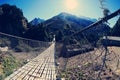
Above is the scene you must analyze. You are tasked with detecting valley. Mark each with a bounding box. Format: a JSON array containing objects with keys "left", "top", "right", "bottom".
[{"left": 0, "top": 3, "right": 120, "bottom": 80}]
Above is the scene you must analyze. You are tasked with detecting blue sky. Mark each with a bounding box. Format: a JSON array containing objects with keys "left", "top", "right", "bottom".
[{"left": 0, "top": 0, "right": 120, "bottom": 27}]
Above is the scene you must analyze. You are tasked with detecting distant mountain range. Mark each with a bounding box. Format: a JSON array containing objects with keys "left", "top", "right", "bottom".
[
  {"left": 30, "top": 12, "right": 97, "bottom": 27},
  {"left": 79, "top": 15, "right": 97, "bottom": 22},
  {"left": 41, "top": 12, "right": 97, "bottom": 31},
  {"left": 25, "top": 12, "right": 110, "bottom": 43},
  {"left": 57, "top": 12, "right": 97, "bottom": 24},
  {"left": 0, "top": 4, "right": 116, "bottom": 45},
  {"left": 30, "top": 18, "right": 44, "bottom": 26}
]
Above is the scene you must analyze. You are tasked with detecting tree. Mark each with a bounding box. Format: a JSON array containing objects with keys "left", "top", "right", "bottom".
[
  {"left": 56, "top": 30, "right": 64, "bottom": 42},
  {"left": 0, "top": 4, "right": 27, "bottom": 37}
]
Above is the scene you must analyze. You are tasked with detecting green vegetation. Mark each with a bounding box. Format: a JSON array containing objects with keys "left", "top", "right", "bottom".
[
  {"left": 0, "top": 4, "right": 111, "bottom": 43},
  {"left": 24, "top": 23, "right": 51, "bottom": 41},
  {"left": 14, "top": 41, "right": 33, "bottom": 52},
  {"left": 0, "top": 51, "right": 21, "bottom": 80},
  {"left": 0, "top": 38, "right": 11, "bottom": 47},
  {"left": 0, "top": 4, "right": 27, "bottom": 37},
  {"left": 59, "top": 68, "right": 85, "bottom": 80},
  {"left": 2, "top": 56, "right": 18, "bottom": 76}
]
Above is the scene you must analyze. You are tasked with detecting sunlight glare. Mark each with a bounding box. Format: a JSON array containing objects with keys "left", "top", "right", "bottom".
[{"left": 65, "top": 0, "right": 78, "bottom": 11}]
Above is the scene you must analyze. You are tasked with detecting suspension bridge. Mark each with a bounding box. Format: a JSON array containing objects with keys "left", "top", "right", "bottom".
[
  {"left": 5, "top": 42, "right": 56, "bottom": 80},
  {"left": 0, "top": 9, "right": 119, "bottom": 80}
]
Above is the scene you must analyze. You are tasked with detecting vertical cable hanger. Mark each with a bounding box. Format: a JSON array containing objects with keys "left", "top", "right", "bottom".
[{"left": 98, "top": 0, "right": 110, "bottom": 78}]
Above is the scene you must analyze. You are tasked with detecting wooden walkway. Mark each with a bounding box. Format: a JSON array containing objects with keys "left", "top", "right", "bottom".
[{"left": 5, "top": 43, "right": 56, "bottom": 80}]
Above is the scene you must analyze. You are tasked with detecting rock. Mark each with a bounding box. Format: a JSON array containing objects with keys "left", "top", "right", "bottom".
[{"left": 0, "top": 46, "right": 8, "bottom": 52}]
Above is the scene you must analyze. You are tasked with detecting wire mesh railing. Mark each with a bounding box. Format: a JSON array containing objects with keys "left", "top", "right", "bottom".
[
  {"left": 0, "top": 8, "right": 120, "bottom": 80},
  {"left": 56, "top": 9, "right": 120, "bottom": 80},
  {"left": 0, "top": 31, "right": 52, "bottom": 79}
]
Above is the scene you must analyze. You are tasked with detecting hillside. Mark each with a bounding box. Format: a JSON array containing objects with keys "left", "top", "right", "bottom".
[
  {"left": 0, "top": 4, "right": 27, "bottom": 37},
  {"left": 57, "top": 45, "right": 120, "bottom": 79},
  {"left": 25, "top": 12, "right": 110, "bottom": 44},
  {"left": 0, "top": 4, "right": 111, "bottom": 43}
]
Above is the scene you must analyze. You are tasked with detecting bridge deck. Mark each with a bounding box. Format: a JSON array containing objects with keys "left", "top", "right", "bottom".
[{"left": 5, "top": 43, "right": 56, "bottom": 80}]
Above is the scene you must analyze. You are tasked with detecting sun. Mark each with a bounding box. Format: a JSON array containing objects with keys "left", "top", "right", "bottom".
[{"left": 65, "top": 0, "right": 78, "bottom": 11}]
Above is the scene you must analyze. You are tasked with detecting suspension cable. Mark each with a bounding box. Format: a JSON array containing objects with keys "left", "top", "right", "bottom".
[
  {"left": 68, "top": 9, "right": 120, "bottom": 39},
  {"left": 0, "top": 31, "right": 51, "bottom": 43}
]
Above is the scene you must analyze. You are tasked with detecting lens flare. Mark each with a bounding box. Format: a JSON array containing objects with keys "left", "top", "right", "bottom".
[{"left": 65, "top": 0, "right": 78, "bottom": 11}]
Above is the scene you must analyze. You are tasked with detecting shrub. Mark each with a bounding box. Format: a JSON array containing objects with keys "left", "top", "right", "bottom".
[{"left": 2, "top": 56, "right": 18, "bottom": 77}]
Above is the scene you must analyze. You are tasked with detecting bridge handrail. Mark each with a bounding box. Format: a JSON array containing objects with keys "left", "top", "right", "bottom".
[
  {"left": 0, "top": 32, "right": 52, "bottom": 44},
  {"left": 69, "top": 9, "right": 120, "bottom": 38}
]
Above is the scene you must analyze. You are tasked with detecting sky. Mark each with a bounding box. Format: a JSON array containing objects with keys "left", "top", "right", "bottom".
[{"left": 0, "top": 0, "right": 120, "bottom": 27}]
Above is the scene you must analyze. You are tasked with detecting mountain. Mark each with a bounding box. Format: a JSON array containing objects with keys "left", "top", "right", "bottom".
[
  {"left": 58, "top": 12, "right": 97, "bottom": 23},
  {"left": 111, "top": 17, "right": 120, "bottom": 36},
  {"left": 42, "top": 12, "right": 96, "bottom": 32},
  {"left": 0, "top": 4, "right": 27, "bottom": 37},
  {"left": 25, "top": 12, "right": 110, "bottom": 43},
  {"left": 30, "top": 18, "right": 44, "bottom": 26},
  {"left": 79, "top": 15, "right": 97, "bottom": 22},
  {"left": 51, "top": 12, "right": 95, "bottom": 28}
]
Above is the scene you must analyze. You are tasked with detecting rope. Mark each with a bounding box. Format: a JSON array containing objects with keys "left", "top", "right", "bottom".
[
  {"left": 57, "top": 9, "right": 120, "bottom": 79},
  {"left": 68, "top": 9, "right": 120, "bottom": 38},
  {"left": 0, "top": 32, "right": 51, "bottom": 44}
]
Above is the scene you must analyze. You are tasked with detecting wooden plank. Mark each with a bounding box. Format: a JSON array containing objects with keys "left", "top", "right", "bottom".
[{"left": 5, "top": 43, "right": 56, "bottom": 80}]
